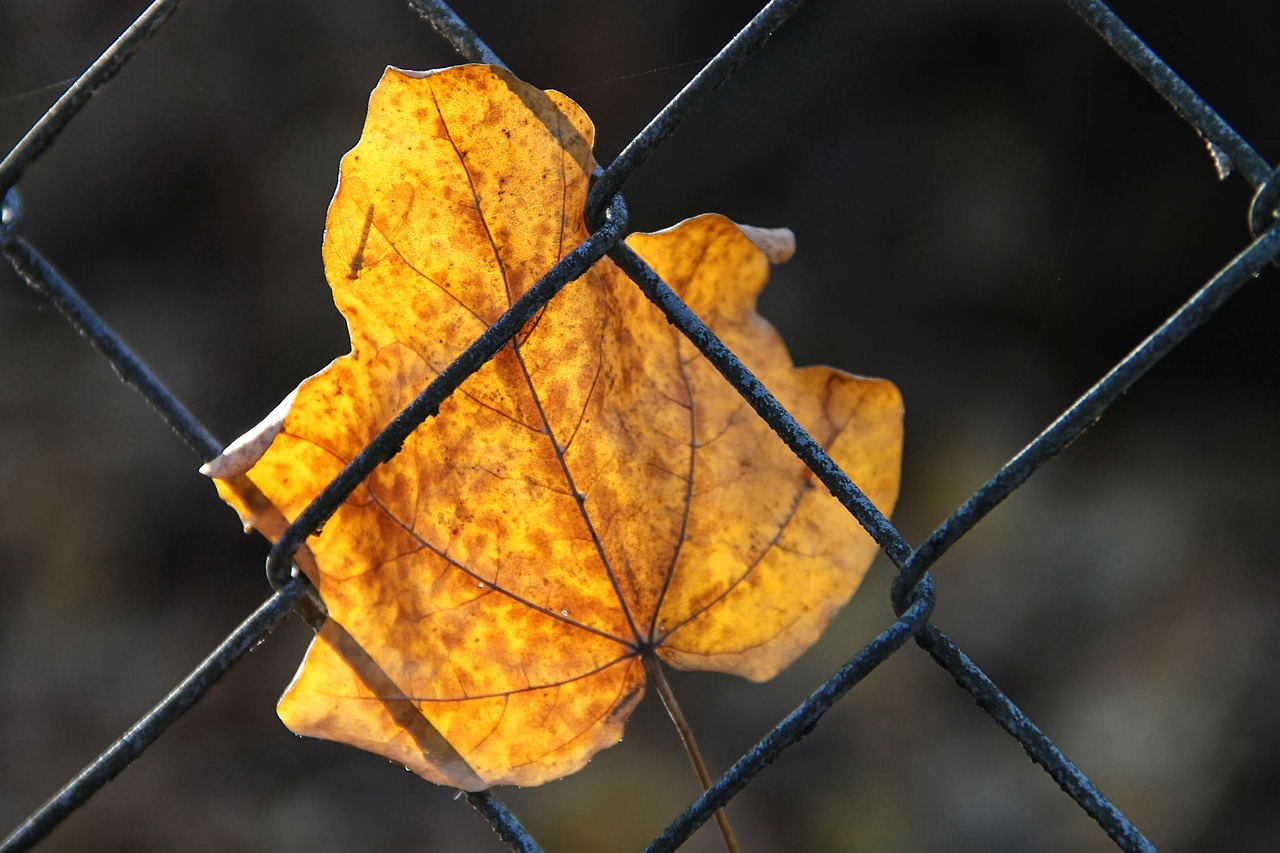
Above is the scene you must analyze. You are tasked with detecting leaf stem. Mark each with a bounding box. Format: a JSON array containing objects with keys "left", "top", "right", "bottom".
[{"left": 643, "top": 654, "right": 742, "bottom": 853}]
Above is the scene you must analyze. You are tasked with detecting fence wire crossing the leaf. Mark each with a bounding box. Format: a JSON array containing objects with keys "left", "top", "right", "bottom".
[{"left": 2, "top": 0, "right": 1277, "bottom": 850}]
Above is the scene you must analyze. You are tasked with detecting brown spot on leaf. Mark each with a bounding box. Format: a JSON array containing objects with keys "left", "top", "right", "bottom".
[{"left": 205, "top": 64, "right": 902, "bottom": 790}]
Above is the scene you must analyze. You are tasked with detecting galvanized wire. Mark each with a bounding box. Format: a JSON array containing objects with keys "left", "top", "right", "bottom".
[{"left": 1, "top": 0, "right": 1275, "bottom": 850}]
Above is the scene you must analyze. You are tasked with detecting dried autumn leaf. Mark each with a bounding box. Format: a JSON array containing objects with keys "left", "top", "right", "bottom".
[{"left": 204, "top": 64, "right": 903, "bottom": 791}]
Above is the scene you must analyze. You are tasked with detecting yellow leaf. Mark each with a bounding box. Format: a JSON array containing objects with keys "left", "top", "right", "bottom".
[{"left": 204, "top": 64, "right": 902, "bottom": 790}]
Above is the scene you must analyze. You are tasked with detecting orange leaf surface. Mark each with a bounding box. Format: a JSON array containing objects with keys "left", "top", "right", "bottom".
[{"left": 204, "top": 64, "right": 903, "bottom": 790}]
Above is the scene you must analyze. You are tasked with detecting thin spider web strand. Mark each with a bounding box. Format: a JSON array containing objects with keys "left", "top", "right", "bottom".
[
  {"left": 0, "top": 0, "right": 181, "bottom": 193},
  {"left": 586, "top": 0, "right": 808, "bottom": 224}
]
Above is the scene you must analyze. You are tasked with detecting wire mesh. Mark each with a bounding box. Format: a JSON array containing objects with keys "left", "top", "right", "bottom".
[{"left": 2, "top": 0, "right": 1277, "bottom": 850}]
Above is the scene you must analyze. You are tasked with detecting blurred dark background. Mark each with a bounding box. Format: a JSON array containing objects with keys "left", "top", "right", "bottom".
[{"left": 2, "top": 1, "right": 1278, "bottom": 850}]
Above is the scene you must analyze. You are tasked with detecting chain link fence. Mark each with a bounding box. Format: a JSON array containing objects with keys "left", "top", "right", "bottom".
[{"left": 2, "top": 0, "right": 1278, "bottom": 850}]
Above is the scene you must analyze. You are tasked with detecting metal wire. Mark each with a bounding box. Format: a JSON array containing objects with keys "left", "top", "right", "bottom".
[
  {"left": 261, "top": 191, "right": 630, "bottom": 589},
  {"left": 644, "top": 577, "right": 936, "bottom": 853},
  {"left": 1061, "top": 0, "right": 1271, "bottom": 188},
  {"left": 1, "top": 0, "right": 1275, "bottom": 850},
  {"left": 465, "top": 791, "right": 544, "bottom": 853},
  {"left": 0, "top": 577, "right": 310, "bottom": 853},
  {"left": 405, "top": 0, "right": 509, "bottom": 71},
  {"left": 896, "top": 220, "right": 1280, "bottom": 602},
  {"left": 0, "top": 0, "right": 181, "bottom": 195},
  {"left": 918, "top": 625, "right": 1161, "bottom": 853},
  {"left": 0, "top": 220, "right": 223, "bottom": 463},
  {"left": 584, "top": 0, "right": 808, "bottom": 227}
]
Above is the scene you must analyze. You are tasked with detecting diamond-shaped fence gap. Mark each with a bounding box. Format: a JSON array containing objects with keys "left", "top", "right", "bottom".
[{"left": 2, "top": 0, "right": 1277, "bottom": 851}]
